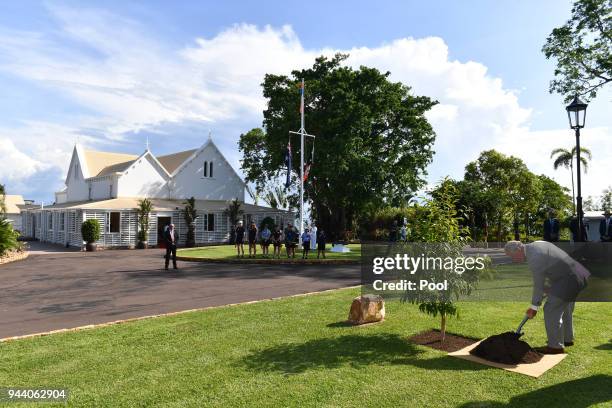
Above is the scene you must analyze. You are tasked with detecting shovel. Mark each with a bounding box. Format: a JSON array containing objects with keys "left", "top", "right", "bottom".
[{"left": 515, "top": 314, "right": 529, "bottom": 337}]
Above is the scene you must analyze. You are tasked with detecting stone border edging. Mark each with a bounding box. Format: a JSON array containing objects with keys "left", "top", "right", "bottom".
[
  {"left": 176, "top": 255, "right": 360, "bottom": 265},
  {"left": 0, "top": 250, "right": 29, "bottom": 266},
  {"left": 0, "top": 285, "right": 362, "bottom": 343}
]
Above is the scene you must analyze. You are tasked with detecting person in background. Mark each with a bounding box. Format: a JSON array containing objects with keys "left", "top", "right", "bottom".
[
  {"left": 504, "top": 240, "right": 590, "bottom": 354},
  {"left": 163, "top": 223, "right": 179, "bottom": 270},
  {"left": 543, "top": 210, "right": 560, "bottom": 242},
  {"left": 260, "top": 224, "right": 272, "bottom": 258},
  {"left": 234, "top": 220, "right": 245, "bottom": 258},
  {"left": 248, "top": 222, "right": 258, "bottom": 258},
  {"left": 400, "top": 223, "right": 407, "bottom": 241},
  {"left": 569, "top": 211, "right": 589, "bottom": 242},
  {"left": 389, "top": 220, "right": 398, "bottom": 242},
  {"left": 310, "top": 223, "right": 317, "bottom": 253},
  {"left": 271, "top": 225, "right": 283, "bottom": 259},
  {"left": 301, "top": 228, "right": 311, "bottom": 259},
  {"left": 599, "top": 210, "right": 612, "bottom": 242},
  {"left": 317, "top": 228, "right": 327, "bottom": 259},
  {"left": 285, "top": 224, "right": 298, "bottom": 258}
]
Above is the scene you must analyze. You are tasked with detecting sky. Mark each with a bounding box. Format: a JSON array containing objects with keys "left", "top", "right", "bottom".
[{"left": 0, "top": 0, "right": 610, "bottom": 204}]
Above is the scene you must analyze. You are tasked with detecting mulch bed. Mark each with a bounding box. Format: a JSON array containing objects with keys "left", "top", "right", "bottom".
[
  {"left": 470, "top": 331, "right": 543, "bottom": 364},
  {"left": 409, "top": 329, "right": 478, "bottom": 353}
]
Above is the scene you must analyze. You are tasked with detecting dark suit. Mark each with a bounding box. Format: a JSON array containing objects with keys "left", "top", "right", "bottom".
[
  {"left": 570, "top": 218, "right": 589, "bottom": 242},
  {"left": 164, "top": 228, "right": 179, "bottom": 269},
  {"left": 600, "top": 218, "right": 612, "bottom": 242},
  {"left": 543, "top": 218, "right": 560, "bottom": 242}
]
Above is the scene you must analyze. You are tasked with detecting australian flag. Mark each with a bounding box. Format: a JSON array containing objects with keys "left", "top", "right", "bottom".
[{"left": 284, "top": 141, "right": 292, "bottom": 187}]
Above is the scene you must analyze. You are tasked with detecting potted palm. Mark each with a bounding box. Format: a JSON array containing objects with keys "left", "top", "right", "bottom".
[
  {"left": 137, "top": 198, "right": 152, "bottom": 249},
  {"left": 81, "top": 219, "right": 100, "bottom": 252}
]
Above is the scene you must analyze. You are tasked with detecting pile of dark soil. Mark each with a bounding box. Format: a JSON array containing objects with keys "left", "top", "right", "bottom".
[{"left": 470, "top": 331, "right": 543, "bottom": 365}]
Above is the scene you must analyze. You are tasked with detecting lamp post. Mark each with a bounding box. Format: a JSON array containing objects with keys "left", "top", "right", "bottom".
[{"left": 566, "top": 95, "right": 588, "bottom": 241}]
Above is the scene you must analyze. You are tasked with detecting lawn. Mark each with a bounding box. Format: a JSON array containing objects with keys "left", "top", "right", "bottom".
[
  {"left": 1, "top": 288, "right": 610, "bottom": 407},
  {"left": 178, "top": 243, "right": 361, "bottom": 261}
]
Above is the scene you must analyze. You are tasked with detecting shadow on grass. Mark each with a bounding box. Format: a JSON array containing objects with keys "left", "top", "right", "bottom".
[
  {"left": 241, "top": 333, "right": 487, "bottom": 374},
  {"left": 326, "top": 321, "right": 354, "bottom": 328},
  {"left": 594, "top": 339, "right": 612, "bottom": 351},
  {"left": 459, "top": 375, "right": 612, "bottom": 408}
]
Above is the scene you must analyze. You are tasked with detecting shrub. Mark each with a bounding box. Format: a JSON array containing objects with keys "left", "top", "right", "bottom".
[
  {"left": 183, "top": 197, "right": 197, "bottom": 248},
  {"left": 259, "top": 216, "right": 275, "bottom": 230},
  {"left": 137, "top": 198, "right": 153, "bottom": 243},
  {"left": 81, "top": 219, "right": 100, "bottom": 244},
  {"left": 0, "top": 218, "right": 19, "bottom": 256}
]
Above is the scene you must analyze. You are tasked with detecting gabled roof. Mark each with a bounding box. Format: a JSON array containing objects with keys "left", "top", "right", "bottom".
[
  {"left": 3, "top": 195, "right": 25, "bottom": 214},
  {"left": 84, "top": 150, "right": 138, "bottom": 178},
  {"left": 157, "top": 149, "right": 198, "bottom": 174}
]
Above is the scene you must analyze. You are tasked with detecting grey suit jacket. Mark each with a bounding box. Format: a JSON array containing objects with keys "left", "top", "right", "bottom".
[{"left": 525, "top": 241, "right": 590, "bottom": 305}]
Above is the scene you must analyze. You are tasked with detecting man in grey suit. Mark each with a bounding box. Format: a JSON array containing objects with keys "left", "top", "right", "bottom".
[{"left": 504, "top": 240, "right": 590, "bottom": 354}]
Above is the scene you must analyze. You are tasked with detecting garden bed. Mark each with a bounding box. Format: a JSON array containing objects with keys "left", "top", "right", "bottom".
[
  {"left": 409, "top": 329, "right": 478, "bottom": 352},
  {"left": 0, "top": 249, "right": 28, "bottom": 266}
]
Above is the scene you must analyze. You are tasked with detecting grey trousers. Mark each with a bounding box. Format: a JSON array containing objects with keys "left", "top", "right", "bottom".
[{"left": 543, "top": 295, "right": 575, "bottom": 348}]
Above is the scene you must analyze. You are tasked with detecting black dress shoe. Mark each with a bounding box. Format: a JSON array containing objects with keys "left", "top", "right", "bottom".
[{"left": 564, "top": 341, "right": 574, "bottom": 347}]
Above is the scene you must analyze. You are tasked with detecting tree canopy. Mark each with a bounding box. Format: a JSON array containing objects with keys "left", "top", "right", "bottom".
[
  {"left": 239, "top": 54, "right": 437, "bottom": 238},
  {"left": 542, "top": 0, "right": 612, "bottom": 101},
  {"left": 451, "top": 150, "right": 572, "bottom": 242}
]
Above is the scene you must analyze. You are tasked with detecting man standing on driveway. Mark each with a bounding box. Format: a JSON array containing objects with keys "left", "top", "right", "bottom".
[
  {"left": 164, "top": 223, "right": 179, "bottom": 270},
  {"left": 504, "top": 240, "right": 590, "bottom": 354}
]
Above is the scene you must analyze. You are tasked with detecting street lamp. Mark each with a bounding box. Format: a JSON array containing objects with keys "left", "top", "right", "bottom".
[{"left": 566, "top": 95, "right": 588, "bottom": 241}]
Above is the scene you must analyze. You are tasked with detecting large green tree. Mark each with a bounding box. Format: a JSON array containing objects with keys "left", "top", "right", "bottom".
[
  {"left": 239, "top": 54, "right": 437, "bottom": 238},
  {"left": 542, "top": 0, "right": 612, "bottom": 100},
  {"left": 464, "top": 150, "right": 532, "bottom": 242}
]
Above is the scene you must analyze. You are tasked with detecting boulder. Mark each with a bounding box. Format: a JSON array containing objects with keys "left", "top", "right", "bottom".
[{"left": 348, "top": 294, "right": 385, "bottom": 325}]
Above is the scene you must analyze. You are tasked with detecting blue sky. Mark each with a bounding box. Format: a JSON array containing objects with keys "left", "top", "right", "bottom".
[{"left": 0, "top": 0, "right": 610, "bottom": 203}]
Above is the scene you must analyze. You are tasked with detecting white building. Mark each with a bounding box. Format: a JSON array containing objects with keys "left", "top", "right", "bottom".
[
  {"left": 584, "top": 211, "right": 605, "bottom": 242},
  {"left": 3, "top": 195, "right": 26, "bottom": 232},
  {"left": 21, "top": 139, "right": 293, "bottom": 248}
]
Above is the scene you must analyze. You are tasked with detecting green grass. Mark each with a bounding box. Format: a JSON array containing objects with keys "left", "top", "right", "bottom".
[
  {"left": 1, "top": 288, "right": 610, "bottom": 407},
  {"left": 178, "top": 243, "right": 361, "bottom": 261}
]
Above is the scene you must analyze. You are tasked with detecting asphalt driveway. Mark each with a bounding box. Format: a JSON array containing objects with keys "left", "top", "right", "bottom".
[{"left": 0, "top": 243, "right": 360, "bottom": 339}]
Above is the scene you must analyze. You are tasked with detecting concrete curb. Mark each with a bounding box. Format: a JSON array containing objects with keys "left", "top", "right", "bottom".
[
  {"left": 0, "top": 285, "right": 362, "bottom": 343},
  {"left": 176, "top": 256, "right": 360, "bottom": 265}
]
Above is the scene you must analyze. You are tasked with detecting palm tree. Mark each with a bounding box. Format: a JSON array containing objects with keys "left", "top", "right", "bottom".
[
  {"left": 551, "top": 146, "right": 592, "bottom": 214},
  {"left": 262, "top": 185, "right": 290, "bottom": 210}
]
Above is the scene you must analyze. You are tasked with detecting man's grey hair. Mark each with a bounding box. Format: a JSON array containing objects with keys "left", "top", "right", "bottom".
[{"left": 504, "top": 240, "right": 525, "bottom": 255}]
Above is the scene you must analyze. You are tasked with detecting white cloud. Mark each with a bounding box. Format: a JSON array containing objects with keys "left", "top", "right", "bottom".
[
  {"left": 0, "top": 138, "right": 45, "bottom": 181},
  {"left": 0, "top": 5, "right": 609, "bottom": 201}
]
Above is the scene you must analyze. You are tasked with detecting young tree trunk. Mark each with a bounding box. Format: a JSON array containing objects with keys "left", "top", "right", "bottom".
[{"left": 440, "top": 313, "right": 447, "bottom": 343}]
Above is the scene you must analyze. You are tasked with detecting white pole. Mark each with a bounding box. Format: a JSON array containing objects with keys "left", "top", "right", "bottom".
[{"left": 299, "top": 78, "right": 305, "bottom": 244}]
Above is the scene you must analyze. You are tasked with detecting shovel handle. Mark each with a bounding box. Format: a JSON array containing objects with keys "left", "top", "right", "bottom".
[{"left": 515, "top": 314, "right": 529, "bottom": 334}]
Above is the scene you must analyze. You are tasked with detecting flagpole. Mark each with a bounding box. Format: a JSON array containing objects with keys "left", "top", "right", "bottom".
[
  {"left": 289, "top": 78, "right": 315, "bottom": 245},
  {"left": 299, "top": 78, "right": 305, "bottom": 244}
]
